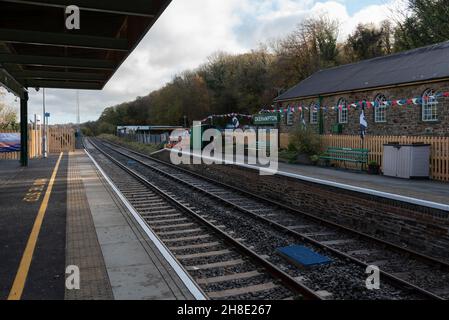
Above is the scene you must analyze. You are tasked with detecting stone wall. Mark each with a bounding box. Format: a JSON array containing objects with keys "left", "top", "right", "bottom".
[
  {"left": 279, "top": 81, "right": 449, "bottom": 137},
  {"left": 154, "top": 151, "right": 449, "bottom": 260}
]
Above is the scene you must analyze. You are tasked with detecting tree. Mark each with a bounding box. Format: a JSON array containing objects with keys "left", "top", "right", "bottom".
[
  {"left": 271, "top": 17, "right": 339, "bottom": 90},
  {"left": 0, "top": 90, "right": 18, "bottom": 130},
  {"left": 394, "top": 0, "right": 449, "bottom": 51},
  {"left": 81, "top": 121, "right": 96, "bottom": 136},
  {"left": 199, "top": 49, "right": 274, "bottom": 115},
  {"left": 312, "top": 18, "right": 340, "bottom": 67},
  {"left": 83, "top": 5, "right": 449, "bottom": 136},
  {"left": 344, "top": 22, "right": 393, "bottom": 62}
]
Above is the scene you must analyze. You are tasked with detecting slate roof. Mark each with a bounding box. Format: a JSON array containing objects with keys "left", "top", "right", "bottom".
[{"left": 274, "top": 41, "right": 449, "bottom": 102}]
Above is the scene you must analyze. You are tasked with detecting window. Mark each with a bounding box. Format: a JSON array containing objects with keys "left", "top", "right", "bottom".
[
  {"left": 422, "top": 89, "right": 438, "bottom": 121},
  {"left": 337, "top": 98, "right": 348, "bottom": 124},
  {"left": 286, "top": 111, "right": 294, "bottom": 126},
  {"left": 280, "top": 109, "right": 286, "bottom": 124},
  {"left": 374, "top": 94, "right": 387, "bottom": 123},
  {"left": 310, "top": 104, "right": 318, "bottom": 124}
]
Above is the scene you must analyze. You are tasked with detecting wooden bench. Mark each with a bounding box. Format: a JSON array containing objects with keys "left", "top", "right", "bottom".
[{"left": 320, "top": 147, "right": 369, "bottom": 170}]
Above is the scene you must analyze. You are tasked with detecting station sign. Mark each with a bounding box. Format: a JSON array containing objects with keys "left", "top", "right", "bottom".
[{"left": 253, "top": 114, "right": 280, "bottom": 125}]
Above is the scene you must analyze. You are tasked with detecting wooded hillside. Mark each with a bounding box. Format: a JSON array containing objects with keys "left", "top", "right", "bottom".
[{"left": 82, "top": 0, "right": 449, "bottom": 136}]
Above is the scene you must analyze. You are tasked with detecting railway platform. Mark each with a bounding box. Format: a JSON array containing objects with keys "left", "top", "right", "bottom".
[
  {"left": 273, "top": 162, "right": 449, "bottom": 210},
  {"left": 167, "top": 149, "right": 449, "bottom": 211},
  {"left": 0, "top": 150, "right": 195, "bottom": 300},
  {"left": 86, "top": 140, "right": 449, "bottom": 300}
]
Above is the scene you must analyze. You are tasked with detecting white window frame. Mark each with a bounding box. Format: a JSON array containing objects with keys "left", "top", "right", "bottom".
[
  {"left": 286, "top": 111, "right": 294, "bottom": 126},
  {"left": 374, "top": 95, "right": 387, "bottom": 123},
  {"left": 337, "top": 99, "right": 348, "bottom": 124},
  {"left": 310, "top": 104, "right": 318, "bottom": 124},
  {"left": 422, "top": 89, "right": 438, "bottom": 122}
]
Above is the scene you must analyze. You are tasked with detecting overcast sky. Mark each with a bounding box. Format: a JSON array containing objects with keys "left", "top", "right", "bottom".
[{"left": 2, "top": 0, "right": 405, "bottom": 125}]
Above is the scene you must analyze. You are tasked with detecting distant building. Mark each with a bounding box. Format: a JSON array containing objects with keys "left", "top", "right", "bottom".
[
  {"left": 274, "top": 41, "right": 449, "bottom": 136},
  {"left": 116, "top": 125, "right": 183, "bottom": 135},
  {"left": 117, "top": 125, "right": 183, "bottom": 144}
]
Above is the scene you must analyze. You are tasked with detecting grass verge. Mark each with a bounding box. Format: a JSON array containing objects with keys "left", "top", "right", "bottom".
[{"left": 97, "top": 134, "right": 164, "bottom": 156}]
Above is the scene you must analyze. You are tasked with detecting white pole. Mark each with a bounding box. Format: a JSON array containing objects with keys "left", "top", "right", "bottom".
[
  {"left": 34, "top": 114, "right": 37, "bottom": 158},
  {"left": 42, "top": 88, "right": 47, "bottom": 158},
  {"left": 76, "top": 90, "right": 80, "bottom": 127}
]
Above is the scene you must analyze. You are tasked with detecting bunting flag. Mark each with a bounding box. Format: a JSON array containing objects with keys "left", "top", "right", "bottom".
[
  {"left": 260, "top": 91, "right": 449, "bottom": 114},
  {"left": 200, "top": 113, "right": 253, "bottom": 123}
]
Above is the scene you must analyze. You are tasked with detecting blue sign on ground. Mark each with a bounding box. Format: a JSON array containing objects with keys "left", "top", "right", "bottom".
[
  {"left": 0, "top": 133, "right": 21, "bottom": 153},
  {"left": 277, "top": 245, "right": 332, "bottom": 266}
]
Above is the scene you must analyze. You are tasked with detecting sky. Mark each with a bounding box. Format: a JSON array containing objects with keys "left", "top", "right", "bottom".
[{"left": 1, "top": 0, "right": 406, "bottom": 125}]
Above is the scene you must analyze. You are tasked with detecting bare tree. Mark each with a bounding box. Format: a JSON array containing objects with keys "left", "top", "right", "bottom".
[
  {"left": 0, "top": 90, "right": 18, "bottom": 130},
  {"left": 270, "top": 16, "right": 340, "bottom": 89}
]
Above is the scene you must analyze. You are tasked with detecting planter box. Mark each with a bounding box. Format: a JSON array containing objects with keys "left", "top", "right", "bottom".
[{"left": 368, "top": 165, "right": 380, "bottom": 175}]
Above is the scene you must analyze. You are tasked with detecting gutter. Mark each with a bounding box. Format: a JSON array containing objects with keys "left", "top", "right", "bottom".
[{"left": 274, "top": 77, "right": 449, "bottom": 104}]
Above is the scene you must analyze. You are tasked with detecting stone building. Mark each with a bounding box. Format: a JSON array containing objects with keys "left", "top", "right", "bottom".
[{"left": 274, "top": 41, "right": 449, "bottom": 137}]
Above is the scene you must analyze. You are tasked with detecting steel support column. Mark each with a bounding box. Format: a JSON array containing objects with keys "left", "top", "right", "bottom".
[{"left": 20, "top": 91, "right": 29, "bottom": 166}]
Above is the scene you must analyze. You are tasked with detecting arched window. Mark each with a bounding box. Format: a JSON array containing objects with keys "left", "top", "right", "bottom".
[
  {"left": 337, "top": 98, "right": 348, "bottom": 124},
  {"left": 310, "top": 103, "right": 318, "bottom": 124},
  {"left": 374, "top": 94, "right": 387, "bottom": 123},
  {"left": 422, "top": 89, "right": 438, "bottom": 121}
]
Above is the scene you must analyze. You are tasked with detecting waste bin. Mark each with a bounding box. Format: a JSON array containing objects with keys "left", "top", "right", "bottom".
[{"left": 383, "top": 144, "right": 431, "bottom": 179}]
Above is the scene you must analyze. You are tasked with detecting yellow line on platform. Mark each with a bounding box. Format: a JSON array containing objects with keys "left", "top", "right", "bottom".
[{"left": 8, "top": 152, "right": 64, "bottom": 300}]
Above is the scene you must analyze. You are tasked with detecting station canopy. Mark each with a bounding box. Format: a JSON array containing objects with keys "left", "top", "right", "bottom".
[{"left": 0, "top": 0, "right": 172, "bottom": 98}]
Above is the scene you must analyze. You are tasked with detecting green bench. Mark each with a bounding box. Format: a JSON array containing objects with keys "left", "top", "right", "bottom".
[{"left": 320, "top": 147, "right": 369, "bottom": 170}]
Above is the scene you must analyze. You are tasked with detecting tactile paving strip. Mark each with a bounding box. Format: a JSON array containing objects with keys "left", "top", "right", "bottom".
[{"left": 65, "top": 151, "right": 114, "bottom": 300}]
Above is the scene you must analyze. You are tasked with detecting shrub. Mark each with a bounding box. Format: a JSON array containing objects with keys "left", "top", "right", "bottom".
[
  {"left": 310, "top": 154, "right": 320, "bottom": 164},
  {"left": 289, "top": 127, "right": 322, "bottom": 156},
  {"left": 287, "top": 142, "right": 298, "bottom": 152},
  {"left": 279, "top": 149, "right": 299, "bottom": 163},
  {"left": 98, "top": 134, "right": 163, "bottom": 155}
]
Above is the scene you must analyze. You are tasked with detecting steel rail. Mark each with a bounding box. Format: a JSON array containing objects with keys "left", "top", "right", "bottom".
[
  {"left": 84, "top": 147, "right": 207, "bottom": 300},
  {"left": 89, "top": 138, "right": 323, "bottom": 300},
  {"left": 101, "top": 139, "right": 449, "bottom": 270},
  {"left": 95, "top": 138, "right": 447, "bottom": 300},
  {"left": 100, "top": 141, "right": 449, "bottom": 271}
]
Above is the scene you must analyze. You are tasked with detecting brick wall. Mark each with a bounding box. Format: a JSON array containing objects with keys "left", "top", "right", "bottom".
[
  {"left": 279, "top": 81, "right": 449, "bottom": 137},
  {"left": 151, "top": 149, "right": 449, "bottom": 261}
]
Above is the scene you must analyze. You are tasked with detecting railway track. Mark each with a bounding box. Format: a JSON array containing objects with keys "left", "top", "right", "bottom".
[
  {"left": 88, "top": 137, "right": 449, "bottom": 300},
  {"left": 85, "top": 139, "right": 317, "bottom": 300}
]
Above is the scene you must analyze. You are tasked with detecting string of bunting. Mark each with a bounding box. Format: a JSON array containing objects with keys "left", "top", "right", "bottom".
[
  {"left": 259, "top": 91, "right": 449, "bottom": 114},
  {"left": 200, "top": 113, "right": 253, "bottom": 122}
]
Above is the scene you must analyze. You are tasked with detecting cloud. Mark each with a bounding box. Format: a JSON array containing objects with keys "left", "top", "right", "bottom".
[
  {"left": 106, "top": 0, "right": 246, "bottom": 96},
  {"left": 2, "top": 0, "right": 405, "bottom": 124},
  {"left": 237, "top": 0, "right": 406, "bottom": 45},
  {"left": 338, "top": 0, "right": 407, "bottom": 39}
]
